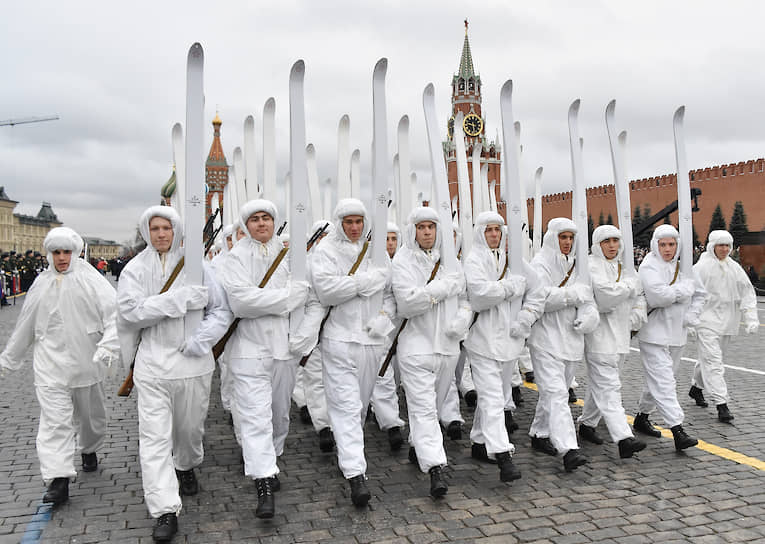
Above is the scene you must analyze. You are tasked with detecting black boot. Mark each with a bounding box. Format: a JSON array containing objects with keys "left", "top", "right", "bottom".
[
  {"left": 512, "top": 386, "right": 523, "bottom": 406},
  {"left": 688, "top": 385, "right": 708, "bottom": 407},
  {"left": 618, "top": 437, "right": 647, "bottom": 459},
  {"left": 563, "top": 449, "right": 588, "bottom": 472},
  {"left": 388, "top": 426, "right": 404, "bottom": 451},
  {"left": 524, "top": 371, "right": 535, "bottom": 383},
  {"left": 268, "top": 475, "right": 280, "bottom": 492},
  {"left": 175, "top": 468, "right": 198, "bottom": 496},
  {"left": 495, "top": 452, "right": 522, "bottom": 482},
  {"left": 81, "top": 452, "right": 98, "bottom": 472},
  {"left": 531, "top": 435, "right": 558, "bottom": 456},
  {"left": 717, "top": 403, "right": 734, "bottom": 423},
  {"left": 504, "top": 410, "right": 519, "bottom": 434},
  {"left": 633, "top": 413, "right": 662, "bottom": 438},
  {"left": 671, "top": 425, "right": 698, "bottom": 451},
  {"left": 464, "top": 390, "right": 477, "bottom": 408},
  {"left": 318, "top": 427, "right": 335, "bottom": 452},
  {"left": 299, "top": 405, "right": 312, "bottom": 425},
  {"left": 579, "top": 424, "right": 604, "bottom": 445},
  {"left": 152, "top": 513, "right": 178, "bottom": 542},
  {"left": 446, "top": 420, "right": 462, "bottom": 440},
  {"left": 43, "top": 477, "right": 69, "bottom": 505},
  {"left": 348, "top": 475, "right": 370, "bottom": 507},
  {"left": 254, "top": 478, "right": 275, "bottom": 518},
  {"left": 428, "top": 466, "right": 448, "bottom": 498},
  {"left": 470, "top": 442, "right": 497, "bottom": 464},
  {"left": 408, "top": 446, "right": 418, "bottom": 465},
  {"left": 568, "top": 388, "right": 577, "bottom": 403}
]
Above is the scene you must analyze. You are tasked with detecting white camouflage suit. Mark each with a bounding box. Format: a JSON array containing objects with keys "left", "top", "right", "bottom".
[
  {"left": 1, "top": 227, "right": 119, "bottom": 484},
  {"left": 691, "top": 230, "right": 759, "bottom": 406},
  {"left": 463, "top": 212, "right": 545, "bottom": 457},
  {"left": 636, "top": 224, "right": 705, "bottom": 426},
  {"left": 117, "top": 206, "right": 233, "bottom": 518},
  {"left": 579, "top": 225, "right": 647, "bottom": 442},
  {"left": 391, "top": 207, "right": 470, "bottom": 472},
  {"left": 220, "top": 200, "right": 309, "bottom": 481},
  {"left": 528, "top": 218, "right": 600, "bottom": 456},
  {"left": 310, "top": 198, "right": 396, "bottom": 479}
]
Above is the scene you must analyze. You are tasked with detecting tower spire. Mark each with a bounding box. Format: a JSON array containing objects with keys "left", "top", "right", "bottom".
[{"left": 458, "top": 19, "right": 475, "bottom": 80}]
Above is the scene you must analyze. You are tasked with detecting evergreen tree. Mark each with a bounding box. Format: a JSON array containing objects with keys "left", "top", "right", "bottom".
[
  {"left": 692, "top": 225, "right": 699, "bottom": 248},
  {"left": 636, "top": 204, "right": 653, "bottom": 248},
  {"left": 632, "top": 205, "right": 643, "bottom": 247},
  {"left": 598, "top": 211, "right": 605, "bottom": 226},
  {"left": 663, "top": 214, "right": 672, "bottom": 225},
  {"left": 709, "top": 204, "right": 726, "bottom": 234},
  {"left": 729, "top": 201, "right": 748, "bottom": 247},
  {"left": 588, "top": 214, "right": 595, "bottom": 246},
  {"left": 606, "top": 213, "right": 614, "bottom": 225}
]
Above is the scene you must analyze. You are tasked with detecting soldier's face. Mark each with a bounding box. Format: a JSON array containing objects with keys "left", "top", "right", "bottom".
[
  {"left": 226, "top": 236, "right": 233, "bottom": 250},
  {"left": 558, "top": 231, "right": 575, "bottom": 255},
  {"left": 658, "top": 237, "right": 677, "bottom": 262},
  {"left": 386, "top": 232, "right": 398, "bottom": 257},
  {"left": 599, "top": 237, "right": 620, "bottom": 260},
  {"left": 484, "top": 224, "right": 502, "bottom": 249},
  {"left": 714, "top": 243, "right": 730, "bottom": 260},
  {"left": 52, "top": 249, "right": 72, "bottom": 273},
  {"left": 415, "top": 221, "right": 437, "bottom": 250},
  {"left": 246, "top": 212, "right": 275, "bottom": 243},
  {"left": 149, "top": 216, "right": 174, "bottom": 254},
  {"left": 342, "top": 215, "right": 365, "bottom": 242}
]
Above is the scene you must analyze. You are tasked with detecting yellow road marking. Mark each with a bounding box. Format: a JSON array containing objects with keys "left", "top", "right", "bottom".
[{"left": 521, "top": 381, "right": 765, "bottom": 471}]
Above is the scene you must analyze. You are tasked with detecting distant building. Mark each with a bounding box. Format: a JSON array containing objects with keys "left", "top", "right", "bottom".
[
  {"left": 0, "top": 187, "right": 63, "bottom": 252},
  {"left": 82, "top": 236, "right": 123, "bottom": 261}
]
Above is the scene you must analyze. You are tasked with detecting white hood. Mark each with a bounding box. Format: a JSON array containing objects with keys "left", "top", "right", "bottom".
[
  {"left": 43, "top": 227, "right": 84, "bottom": 275},
  {"left": 387, "top": 222, "right": 401, "bottom": 251},
  {"left": 139, "top": 205, "right": 183, "bottom": 254},
  {"left": 238, "top": 199, "right": 283, "bottom": 255},
  {"left": 590, "top": 224, "right": 623, "bottom": 262},
  {"left": 330, "top": 198, "right": 370, "bottom": 244},
  {"left": 704, "top": 229, "right": 733, "bottom": 258},
  {"left": 649, "top": 224, "right": 680, "bottom": 265},
  {"left": 403, "top": 207, "right": 441, "bottom": 256},
  {"left": 540, "top": 217, "right": 578, "bottom": 260},
  {"left": 472, "top": 211, "right": 506, "bottom": 252}
]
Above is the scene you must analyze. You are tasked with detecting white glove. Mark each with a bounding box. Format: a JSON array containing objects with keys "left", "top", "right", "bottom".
[
  {"left": 179, "top": 337, "right": 206, "bottom": 358},
  {"left": 567, "top": 283, "right": 593, "bottom": 306},
  {"left": 445, "top": 309, "right": 473, "bottom": 340},
  {"left": 289, "top": 334, "right": 316, "bottom": 356},
  {"left": 425, "top": 278, "right": 452, "bottom": 302},
  {"left": 286, "top": 281, "right": 310, "bottom": 311},
  {"left": 629, "top": 307, "right": 647, "bottom": 332},
  {"left": 683, "top": 314, "right": 700, "bottom": 329},
  {"left": 573, "top": 304, "right": 600, "bottom": 334},
  {"left": 508, "top": 320, "right": 532, "bottom": 339},
  {"left": 355, "top": 267, "right": 388, "bottom": 297},
  {"left": 501, "top": 275, "right": 526, "bottom": 301},
  {"left": 621, "top": 277, "right": 640, "bottom": 297},
  {"left": 687, "top": 327, "right": 697, "bottom": 339},
  {"left": 445, "top": 273, "right": 466, "bottom": 298},
  {"left": 673, "top": 280, "right": 695, "bottom": 304},
  {"left": 745, "top": 321, "right": 759, "bottom": 335},
  {"left": 181, "top": 285, "right": 209, "bottom": 310},
  {"left": 365, "top": 313, "right": 395, "bottom": 338},
  {"left": 92, "top": 346, "right": 117, "bottom": 368}
]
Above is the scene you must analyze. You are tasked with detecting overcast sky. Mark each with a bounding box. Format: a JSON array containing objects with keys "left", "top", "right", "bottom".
[{"left": 2, "top": 1, "right": 764, "bottom": 244}]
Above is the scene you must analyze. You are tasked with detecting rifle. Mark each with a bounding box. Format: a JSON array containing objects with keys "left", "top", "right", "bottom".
[
  {"left": 117, "top": 226, "right": 221, "bottom": 397},
  {"left": 306, "top": 223, "right": 329, "bottom": 252},
  {"left": 276, "top": 221, "right": 288, "bottom": 236},
  {"left": 299, "top": 240, "right": 369, "bottom": 367},
  {"left": 378, "top": 258, "right": 440, "bottom": 377},
  {"left": 212, "top": 246, "right": 290, "bottom": 360}
]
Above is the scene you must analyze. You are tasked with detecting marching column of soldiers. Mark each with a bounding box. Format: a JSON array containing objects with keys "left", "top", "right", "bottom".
[
  {"left": 0, "top": 250, "right": 47, "bottom": 306},
  {"left": 0, "top": 199, "right": 760, "bottom": 543}
]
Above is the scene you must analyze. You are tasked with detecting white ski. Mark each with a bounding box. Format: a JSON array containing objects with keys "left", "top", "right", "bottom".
[
  {"left": 396, "top": 116, "right": 412, "bottom": 225},
  {"left": 533, "top": 166, "right": 543, "bottom": 255},
  {"left": 499, "top": 80, "right": 523, "bottom": 317},
  {"left": 243, "top": 115, "right": 260, "bottom": 200},
  {"left": 350, "top": 148, "right": 361, "bottom": 200},
  {"left": 369, "top": 58, "right": 390, "bottom": 316},
  {"left": 453, "top": 111, "right": 473, "bottom": 256},
  {"left": 171, "top": 123, "right": 185, "bottom": 218},
  {"left": 391, "top": 153, "right": 400, "bottom": 223},
  {"left": 322, "top": 177, "right": 332, "bottom": 222},
  {"left": 306, "top": 144, "right": 322, "bottom": 224},
  {"left": 422, "top": 82, "right": 458, "bottom": 317},
  {"left": 567, "top": 99, "right": 590, "bottom": 284},
  {"left": 337, "top": 115, "right": 351, "bottom": 200},
  {"left": 471, "top": 140, "right": 485, "bottom": 215},
  {"left": 605, "top": 100, "right": 635, "bottom": 273},
  {"left": 673, "top": 106, "right": 693, "bottom": 276},
  {"left": 232, "top": 146, "right": 246, "bottom": 212},
  {"left": 289, "top": 60, "right": 309, "bottom": 334},
  {"left": 488, "top": 178, "right": 497, "bottom": 212},
  {"left": 184, "top": 42, "right": 205, "bottom": 338},
  {"left": 515, "top": 121, "right": 530, "bottom": 242},
  {"left": 262, "top": 97, "right": 277, "bottom": 200}
]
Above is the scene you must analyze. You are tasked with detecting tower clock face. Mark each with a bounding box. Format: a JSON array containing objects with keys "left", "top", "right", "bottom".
[
  {"left": 448, "top": 116, "right": 455, "bottom": 138},
  {"left": 463, "top": 113, "right": 483, "bottom": 137}
]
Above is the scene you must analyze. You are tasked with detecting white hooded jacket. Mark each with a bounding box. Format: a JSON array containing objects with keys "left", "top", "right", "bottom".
[
  {"left": 637, "top": 224, "right": 706, "bottom": 346},
  {"left": 391, "top": 207, "right": 470, "bottom": 357},
  {"left": 117, "top": 206, "right": 233, "bottom": 380},
  {"left": 585, "top": 225, "right": 647, "bottom": 355},
  {"left": 1, "top": 227, "right": 120, "bottom": 387},
  {"left": 694, "top": 230, "right": 758, "bottom": 335},
  {"left": 221, "top": 200, "right": 308, "bottom": 361},
  {"left": 528, "top": 217, "right": 597, "bottom": 360},
  {"left": 463, "top": 211, "right": 545, "bottom": 361},
  {"left": 310, "top": 198, "right": 396, "bottom": 345}
]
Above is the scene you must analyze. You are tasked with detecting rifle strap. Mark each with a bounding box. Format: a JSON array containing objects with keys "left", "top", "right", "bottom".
[
  {"left": 498, "top": 254, "right": 509, "bottom": 281},
  {"left": 616, "top": 263, "right": 622, "bottom": 283},
  {"left": 558, "top": 259, "right": 576, "bottom": 288},
  {"left": 349, "top": 240, "right": 369, "bottom": 276},
  {"left": 259, "top": 247, "right": 289, "bottom": 288},
  {"left": 160, "top": 257, "right": 185, "bottom": 294},
  {"left": 669, "top": 260, "right": 679, "bottom": 286}
]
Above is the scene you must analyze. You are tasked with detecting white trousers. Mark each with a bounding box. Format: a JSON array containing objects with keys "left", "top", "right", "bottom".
[
  {"left": 134, "top": 373, "right": 212, "bottom": 518},
  {"left": 219, "top": 353, "right": 234, "bottom": 412},
  {"left": 398, "top": 354, "right": 458, "bottom": 472},
  {"left": 637, "top": 342, "right": 684, "bottom": 427},
  {"left": 519, "top": 347, "right": 533, "bottom": 373},
  {"left": 439, "top": 376, "right": 464, "bottom": 426},
  {"left": 302, "top": 348, "right": 330, "bottom": 432},
  {"left": 578, "top": 353, "right": 633, "bottom": 443},
  {"left": 528, "top": 347, "right": 579, "bottom": 455},
  {"left": 371, "top": 363, "right": 404, "bottom": 431},
  {"left": 36, "top": 382, "right": 107, "bottom": 484},
  {"left": 322, "top": 339, "right": 382, "bottom": 479},
  {"left": 455, "top": 349, "right": 475, "bottom": 394},
  {"left": 230, "top": 356, "right": 296, "bottom": 480},
  {"left": 469, "top": 352, "right": 515, "bottom": 456},
  {"left": 692, "top": 331, "right": 731, "bottom": 406},
  {"left": 292, "top": 365, "right": 307, "bottom": 408},
  {"left": 501, "top": 359, "right": 520, "bottom": 410}
]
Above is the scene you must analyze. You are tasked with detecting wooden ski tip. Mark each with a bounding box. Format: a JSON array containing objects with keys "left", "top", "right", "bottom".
[
  {"left": 398, "top": 115, "right": 409, "bottom": 129},
  {"left": 172, "top": 123, "right": 182, "bottom": 137},
  {"left": 306, "top": 143, "right": 315, "bottom": 154},
  {"left": 339, "top": 114, "right": 349, "bottom": 128},
  {"left": 352, "top": 149, "right": 360, "bottom": 159},
  {"left": 674, "top": 106, "right": 685, "bottom": 122},
  {"left": 188, "top": 42, "right": 204, "bottom": 60},
  {"left": 569, "top": 99, "right": 581, "bottom": 115},
  {"left": 264, "top": 97, "right": 275, "bottom": 112},
  {"left": 291, "top": 60, "right": 305, "bottom": 77},
  {"left": 374, "top": 57, "right": 388, "bottom": 73},
  {"left": 535, "top": 166, "right": 543, "bottom": 177},
  {"left": 244, "top": 115, "right": 255, "bottom": 129},
  {"left": 606, "top": 99, "right": 616, "bottom": 116},
  {"left": 500, "top": 79, "right": 513, "bottom": 98},
  {"left": 618, "top": 130, "right": 627, "bottom": 145},
  {"left": 423, "top": 83, "right": 435, "bottom": 98}
]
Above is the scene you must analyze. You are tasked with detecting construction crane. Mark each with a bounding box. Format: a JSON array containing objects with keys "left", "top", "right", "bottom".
[{"left": 0, "top": 115, "right": 60, "bottom": 127}]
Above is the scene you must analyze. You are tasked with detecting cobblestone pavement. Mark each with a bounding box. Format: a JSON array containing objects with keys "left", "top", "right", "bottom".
[{"left": 1, "top": 290, "right": 764, "bottom": 544}]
